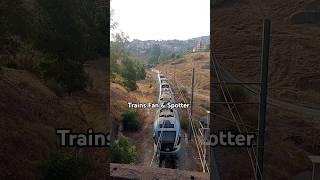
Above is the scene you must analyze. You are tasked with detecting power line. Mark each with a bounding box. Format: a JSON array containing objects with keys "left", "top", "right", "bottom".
[
  {"left": 150, "top": 114, "right": 164, "bottom": 167},
  {"left": 170, "top": 77, "right": 210, "bottom": 173},
  {"left": 211, "top": 53, "right": 262, "bottom": 179}
]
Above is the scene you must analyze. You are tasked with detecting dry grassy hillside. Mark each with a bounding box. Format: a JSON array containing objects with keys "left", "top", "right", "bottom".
[
  {"left": 213, "top": 0, "right": 320, "bottom": 107},
  {"left": 156, "top": 52, "right": 210, "bottom": 119},
  {"left": 0, "top": 59, "right": 109, "bottom": 179},
  {"left": 212, "top": 0, "right": 320, "bottom": 179},
  {"left": 110, "top": 82, "right": 138, "bottom": 121}
]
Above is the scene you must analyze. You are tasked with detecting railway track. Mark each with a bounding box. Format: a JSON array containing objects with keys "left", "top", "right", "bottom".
[{"left": 150, "top": 69, "right": 207, "bottom": 172}]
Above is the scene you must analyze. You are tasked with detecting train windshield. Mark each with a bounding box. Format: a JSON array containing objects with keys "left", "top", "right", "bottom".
[
  {"left": 157, "top": 131, "right": 176, "bottom": 142},
  {"left": 159, "top": 120, "right": 174, "bottom": 128},
  {"left": 161, "top": 84, "right": 169, "bottom": 88}
]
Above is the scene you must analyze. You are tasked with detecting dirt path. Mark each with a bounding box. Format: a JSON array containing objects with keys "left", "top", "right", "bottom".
[
  {"left": 128, "top": 73, "right": 156, "bottom": 167},
  {"left": 177, "top": 131, "right": 200, "bottom": 171}
]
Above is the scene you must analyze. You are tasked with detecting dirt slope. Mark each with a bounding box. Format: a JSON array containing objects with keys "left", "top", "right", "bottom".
[
  {"left": 156, "top": 52, "right": 210, "bottom": 119},
  {"left": 213, "top": 0, "right": 320, "bottom": 107},
  {"left": 212, "top": 0, "right": 320, "bottom": 179},
  {"left": 0, "top": 59, "right": 109, "bottom": 179}
]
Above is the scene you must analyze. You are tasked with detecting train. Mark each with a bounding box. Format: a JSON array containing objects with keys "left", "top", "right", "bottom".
[
  {"left": 159, "top": 91, "right": 173, "bottom": 106},
  {"left": 153, "top": 73, "right": 182, "bottom": 161}
]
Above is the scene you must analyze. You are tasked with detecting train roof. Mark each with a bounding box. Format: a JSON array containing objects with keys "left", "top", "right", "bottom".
[
  {"left": 159, "top": 108, "right": 174, "bottom": 117},
  {"left": 161, "top": 79, "right": 168, "bottom": 83},
  {"left": 160, "top": 91, "right": 171, "bottom": 98},
  {"left": 155, "top": 108, "right": 180, "bottom": 129},
  {"left": 155, "top": 117, "right": 180, "bottom": 129}
]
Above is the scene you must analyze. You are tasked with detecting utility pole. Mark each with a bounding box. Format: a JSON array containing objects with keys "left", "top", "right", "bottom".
[
  {"left": 174, "top": 64, "right": 176, "bottom": 84},
  {"left": 256, "top": 19, "right": 271, "bottom": 180},
  {"left": 188, "top": 67, "right": 195, "bottom": 141},
  {"left": 100, "top": 0, "right": 110, "bottom": 179},
  {"left": 210, "top": 1, "right": 217, "bottom": 178}
]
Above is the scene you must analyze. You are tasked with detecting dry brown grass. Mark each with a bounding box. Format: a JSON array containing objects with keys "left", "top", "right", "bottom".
[
  {"left": 0, "top": 59, "right": 110, "bottom": 179},
  {"left": 212, "top": 1, "right": 320, "bottom": 179},
  {"left": 156, "top": 52, "right": 210, "bottom": 119}
]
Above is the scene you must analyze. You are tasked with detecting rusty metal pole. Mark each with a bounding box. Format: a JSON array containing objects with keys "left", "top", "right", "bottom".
[
  {"left": 174, "top": 64, "right": 176, "bottom": 84},
  {"left": 188, "top": 68, "right": 195, "bottom": 141}
]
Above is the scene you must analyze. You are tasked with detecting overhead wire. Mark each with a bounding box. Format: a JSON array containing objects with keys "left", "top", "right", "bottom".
[
  {"left": 171, "top": 77, "right": 210, "bottom": 173},
  {"left": 211, "top": 52, "right": 262, "bottom": 179}
]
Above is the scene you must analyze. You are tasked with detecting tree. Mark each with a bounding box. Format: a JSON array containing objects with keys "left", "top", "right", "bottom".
[
  {"left": 122, "top": 110, "right": 140, "bottom": 131},
  {"left": 134, "top": 60, "right": 146, "bottom": 80},
  {"left": 110, "top": 32, "right": 146, "bottom": 91},
  {"left": 110, "top": 12, "right": 146, "bottom": 90},
  {"left": 121, "top": 57, "right": 137, "bottom": 82},
  {"left": 35, "top": 0, "right": 84, "bottom": 61},
  {"left": 34, "top": 0, "right": 109, "bottom": 94},
  {"left": 0, "top": 0, "right": 32, "bottom": 65},
  {"left": 35, "top": 0, "right": 107, "bottom": 61},
  {"left": 37, "top": 150, "right": 90, "bottom": 180},
  {"left": 110, "top": 6, "right": 118, "bottom": 30},
  {"left": 110, "top": 32, "right": 129, "bottom": 75},
  {"left": 39, "top": 58, "right": 88, "bottom": 95},
  {"left": 111, "top": 135, "right": 137, "bottom": 164},
  {"left": 159, "top": 49, "right": 171, "bottom": 62},
  {"left": 148, "top": 44, "right": 161, "bottom": 65},
  {"left": 171, "top": 53, "right": 176, "bottom": 59}
]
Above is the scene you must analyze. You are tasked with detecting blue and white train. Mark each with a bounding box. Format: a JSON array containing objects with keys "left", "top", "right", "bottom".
[{"left": 153, "top": 73, "right": 182, "bottom": 160}]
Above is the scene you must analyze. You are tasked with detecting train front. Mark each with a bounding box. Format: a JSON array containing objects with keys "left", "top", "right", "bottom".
[{"left": 153, "top": 108, "right": 182, "bottom": 160}]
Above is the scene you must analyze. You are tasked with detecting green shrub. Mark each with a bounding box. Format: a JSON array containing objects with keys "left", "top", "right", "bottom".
[
  {"left": 134, "top": 61, "right": 146, "bottom": 80},
  {"left": 45, "top": 79, "right": 64, "bottom": 97},
  {"left": 37, "top": 151, "right": 90, "bottom": 180},
  {"left": 123, "top": 80, "right": 138, "bottom": 91},
  {"left": 39, "top": 58, "right": 89, "bottom": 95},
  {"left": 122, "top": 110, "right": 141, "bottom": 131},
  {"left": 111, "top": 135, "right": 137, "bottom": 164}
]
